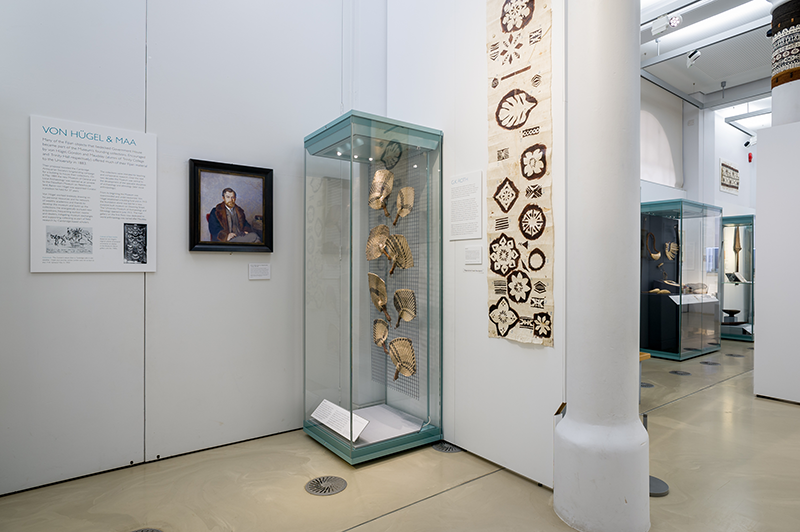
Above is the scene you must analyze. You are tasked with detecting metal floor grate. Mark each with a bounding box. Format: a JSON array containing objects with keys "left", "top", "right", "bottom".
[
  {"left": 305, "top": 476, "right": 347, "bottom": 496},
  {"left": 131, "top": 529, "right": 164, "bottom": 532},
  {"left": 726, "top": 353, "right": 745, "bottom": 358},
  {"left": 433, "top": 441, "right": 462, "bottom": 453},
  {"left": 700, "top": 361, "right": 720, "bottom": 366},
  {"left": 670, "top": 370, "right": 691, "bottom": 376},
  {"left": 641, "top": 382, "right": 654, "bottom": 388}
]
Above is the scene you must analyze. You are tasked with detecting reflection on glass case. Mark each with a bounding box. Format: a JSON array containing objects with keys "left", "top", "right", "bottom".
[
  {"left": 640, "top": 200, "right": 722, "bottom": 360},
  {"left": 720, "top": 215, "right": 754, "bottom": 341},
  {"left": 303, "top": 111, "right": 443, "bottom": 464}
]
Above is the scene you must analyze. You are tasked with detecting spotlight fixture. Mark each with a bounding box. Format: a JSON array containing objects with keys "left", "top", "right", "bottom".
[
  {"left": 686, "top": 49, "right": 701, "bottom": 68},
  {"left": 668, "top": 14, "right": 683, "bottom": 28},
  {"left": 744, "top": 135, "right": 757, "bottom": 148}
]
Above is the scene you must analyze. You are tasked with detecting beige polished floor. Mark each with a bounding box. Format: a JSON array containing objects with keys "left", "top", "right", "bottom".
[{"left": 2, "top": 340, "right": 799, "bottom": 531}]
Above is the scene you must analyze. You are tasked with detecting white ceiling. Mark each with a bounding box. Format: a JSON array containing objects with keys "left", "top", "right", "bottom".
[{"left": 641, "top": 0, "right": 773, "bottom": 109}]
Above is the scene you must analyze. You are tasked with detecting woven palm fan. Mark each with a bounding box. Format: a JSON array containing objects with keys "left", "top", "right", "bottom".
[
  {"left": 365, "top": 224, "right": 391, "bottom": 261},
  {"left": 385, "top": 234, "right": 413, "bottom": 275},
  {"left": 393, "top": 187, "right": 415, "bottom": 226},
  {"left": 388, "top": 337, "right": 416, "bottom": 381},
  {"left": 368, "top": 272, "right": 392, "bottom": 322},
  {"left": 373, "top": 319, "right": 389, "bottom": 355},
  {"left": 393, "top": 289, "right": 417, "bottom": 328},
  {"left": 368, "top": 169, "right": 394, "bottom": 217}
]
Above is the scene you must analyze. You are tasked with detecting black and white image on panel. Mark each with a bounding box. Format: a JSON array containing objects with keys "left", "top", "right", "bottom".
[
  {"left": 124, "top": 223, "right": 147, "bottom": 264},
  {"left": 46, "top": 226, "right": 93, "bottom": 254}
]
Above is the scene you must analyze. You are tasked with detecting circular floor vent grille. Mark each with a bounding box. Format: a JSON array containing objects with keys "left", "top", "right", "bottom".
[
  {"left": 305, "top": 476, "right": 347, "bottom": 496},
  {"left": 640, "top": 382, "right": 655, "bottom": 388},
  {"left": 670, "top": 370, "right": 691, "bottom": 376},
  {"left": 700, "top": 361, "right": 721, "bottom": 366},
  {"left": 132, "top": 529, "right": 164, "bottom": 532},
  {"left": 726, "top": 353, "right": 745, "bottom": 358},
  {"left": 433, "top": 441, "right": 462, "bottom": 453}
]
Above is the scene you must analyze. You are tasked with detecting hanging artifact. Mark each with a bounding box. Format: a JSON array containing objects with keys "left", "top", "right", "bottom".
[
  {"left": 368, "top": 272, "right": 392, "bottom": 322},
  {"left": 646, "top": 232, "right": 661, "bottom": 260},
  {"left": 369, "top": 169, "right": 394, "bottom": 217},
  {"left": 366, "top": 224, "right": 391, "bottom": 262},
  {"left": 385, "top": 234, "right": 413, "bottom": 274},
  {"left": 733, "top": 226, "right": 742, "bottom": 272},
  {"left": 388, "top": 337, "right": 416, "bottom": 380},
  {"left": 380, "top": 141, "right": 403, "bottom": 170},
  {"left": 393, "top": 289, "right": 417, "bottom": 328},
  {"left": 393, "top": 187, "right": 415, "bottom": 226},
  {"left": 372, "top": 319, "right": 389, "bottom": 355},
  {"left": 664, "top": 242, "right": 679, "bottom": 261}
]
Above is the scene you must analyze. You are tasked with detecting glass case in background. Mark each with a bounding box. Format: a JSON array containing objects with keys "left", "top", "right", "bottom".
[
  {"left": 303, "top": 111, "right": 443, "bottom": 464},
  {"left": 640, "top": 200, "right": 722, "bottom": 360},
  {"left": 720, "top": 215, "right": 755, "bottom": 341}
]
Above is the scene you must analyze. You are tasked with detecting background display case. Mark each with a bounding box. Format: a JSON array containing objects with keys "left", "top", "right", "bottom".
[
  {"left": 720, "top": 215, "right": 754, "bottom": 341},
  {"left": 640, "top": 200, "right": 722, "bottom": 360},
  {"left": 303, "top": 111, "right": 443, "bottom": 464}
]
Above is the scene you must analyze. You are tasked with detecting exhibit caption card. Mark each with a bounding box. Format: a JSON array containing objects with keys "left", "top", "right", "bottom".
[
  {"left": 311, "top": 399, "right": 369, "bottom": 442},
  {"left": 30, "top": 116, "right": 157, "bottom": 272}
]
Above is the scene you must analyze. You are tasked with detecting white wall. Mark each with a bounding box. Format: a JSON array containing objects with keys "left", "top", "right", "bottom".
[
  {"left": 710, "top": 112, "right": 756, "bottom": 216},
  {"left": 641, "top": 78, "right": 683, "bottom": 188},
  {"left": 387, "top": 0, "right": 565, "bottom": 486},
  {"left": 0, "top": 0, "right": 387, "bottom": 494},
  {"left": 754, "top": 122, "right": 800, "bottom": 403}
]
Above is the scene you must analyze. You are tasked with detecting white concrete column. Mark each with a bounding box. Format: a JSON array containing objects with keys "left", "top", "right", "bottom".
[
  {"left": 553, "top": 0, "right": 650, "bottom": 531},
  {"left": 769, "top": 0, "right": 800, "bottom": 126}
]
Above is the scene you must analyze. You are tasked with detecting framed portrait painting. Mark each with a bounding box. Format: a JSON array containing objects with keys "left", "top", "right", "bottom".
[{"left": 189, "top": 159, "right": 273, "bottom": 252}]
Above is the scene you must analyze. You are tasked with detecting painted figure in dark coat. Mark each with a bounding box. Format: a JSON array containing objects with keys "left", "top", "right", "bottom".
[{"left": 208, "top": 188, "right": 260, "bottom": 243}]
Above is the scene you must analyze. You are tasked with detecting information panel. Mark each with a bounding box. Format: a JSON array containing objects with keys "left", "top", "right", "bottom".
[{"left": 30, "top": 116, "right": 157, "bottom": 272}]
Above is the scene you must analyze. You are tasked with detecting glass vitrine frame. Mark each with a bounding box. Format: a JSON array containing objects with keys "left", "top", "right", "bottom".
[
  {"left": 720, "top": 215, "right": 755, "bottom": 342},
  {"left": 302, "top": 110, "right": 443, "bottom": 464},
  {"left": 640, "top": 199, "right": 723, "bottom": 360}
]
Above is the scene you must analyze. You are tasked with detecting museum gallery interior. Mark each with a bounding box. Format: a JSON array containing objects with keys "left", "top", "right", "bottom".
[{"left": 2, "top": 1, "right": 800, "bottom": 531}]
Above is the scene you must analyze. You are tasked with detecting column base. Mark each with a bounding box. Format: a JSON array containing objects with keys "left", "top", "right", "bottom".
[{"left": 554, "top": 416, "right": 650, "bottom": 532}]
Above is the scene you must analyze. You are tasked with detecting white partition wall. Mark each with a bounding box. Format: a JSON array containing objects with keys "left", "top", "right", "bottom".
[
  {"left": 387, "top": 0, "right": 566, "bottom": 485},
  {"left": 755, "top": 122, "right": 800, "bottom": 404},
  {"left": 0, "top": 1, "right": 148, "bottom": 495}
]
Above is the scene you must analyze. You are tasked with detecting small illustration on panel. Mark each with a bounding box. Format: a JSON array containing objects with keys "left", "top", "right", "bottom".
[
  {"left": 528, "top": 247, "right": 546, "bottom": 271},
  {"left": 506, "top": 270, "right": 532, "bottom": 303},
  {"left": 519, "top": 204, "right": 546, "bottom": 240},
  {"left": 525, "top": 184, "right": 543, "bottom": 199},
  {"left": 495, "top": 217, "right": 510, "bottom": 231},
  {"left": 500, "top": 0, "right": 535, "bottom": 33},
  {"left": 533, "top": 311, "right": 552, "bottom": 339},
  {"left": 494, "top": 279, "right": 508, "bottom": 295},
  {"left": 530, "top": 296, "right": 546, "bottom": 309},
  {"left": 521, "top": 144, "right": 547, "bottom": 180},
  {"left": 493, "top": 178, "right": 520, "bottom": 213},
  {"left": 500, "top": 33, "right": 524, "bottom": 65},
  {"left": 489, "top": 41, "right": 501, "bottom": 61},
  {"left": 124, "top": 223, "right": 147, "bottom": 264},
  {"left": 495, "top": 89, "right": 538, "bottom": 130},
  {"left": 489, "top": 297, "right": 520, "bottom": 337},
  {"left": 380, "top": 141, "right": 403, "bottom": 170},
  {"left": 522, "top": 126, "right": 540, "bottom": 138},
  {"left": 532, "top": 280, "right": 547, "bottom": 294},
  {"left": 529, "top": 28, "right": 543, "bottom": 45},
  {"left": 531, "top": 73, "right": 542, "bottom": 86},
  {"left": 46, "top": 226, "right": 93, "bottom": 255},
  {"left": 489, "top": 233, "right": 520, "bottom": 276},
  {"left": 518, "top": 316, "right": 534, "bottom": 330},
  {"left": 497, "top": 148, "right": 510, "bottom": 161}
]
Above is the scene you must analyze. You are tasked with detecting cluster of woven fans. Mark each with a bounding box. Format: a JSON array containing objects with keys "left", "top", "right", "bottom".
[{"left": 366, "top": 162, "right": 418, "bottom": 381}]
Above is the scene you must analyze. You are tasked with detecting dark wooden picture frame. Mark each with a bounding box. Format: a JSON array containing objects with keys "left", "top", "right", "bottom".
[{"left": 189, "top": 159, "right": 273, "bottom": 252}]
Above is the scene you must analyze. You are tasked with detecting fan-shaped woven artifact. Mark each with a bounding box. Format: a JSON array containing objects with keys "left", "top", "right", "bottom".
[
  {"left": 385, "top": 234, "right": 413, "bottom": 275},
  {"left": 388, "top": 337, "right": 416, "bottom": 380},
  {"left": 664, "top": 242, "right": 679, "bottom": 261},
  {"left": 366, "top": 224, "right": 391, "bottom": 261},
  {"left": 393, "top": 289, "right": 417, "bottom": 328},
  {"left": 373, "top": 319, "right": 389, "bottom": 355},
  {"left": 368, "top": 169, "right": 394, "bottom": 217},
  {"left": 368, "top": 272, "right": 391, "bottom": 322},
  {"left": 381, "top": 141, "right": 403, "bottom": 170},
  {"left": 393, "top": 187, "right": 415, "bottom": 226}
]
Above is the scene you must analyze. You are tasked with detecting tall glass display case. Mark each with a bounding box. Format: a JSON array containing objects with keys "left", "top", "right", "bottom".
[
  {"left": 303, "top": 111, "right": 443, "bottom": 464},
  {"left": 640, "top": 200, "right": 722, "bottom": 360},
  {"left": 720, "top": 215, "right": 755, "bottom": 341}
]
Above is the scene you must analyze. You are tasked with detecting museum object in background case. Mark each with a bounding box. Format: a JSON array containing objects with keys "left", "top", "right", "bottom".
[
  {"left": 720, "top": 215, "right": 754, "bottom": 341},
  {"left": 303, "top": 111, "right": 443, "bottom": 464},
  {"left": 640, "top": 200, "right": 722, "bottom": 360}
]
